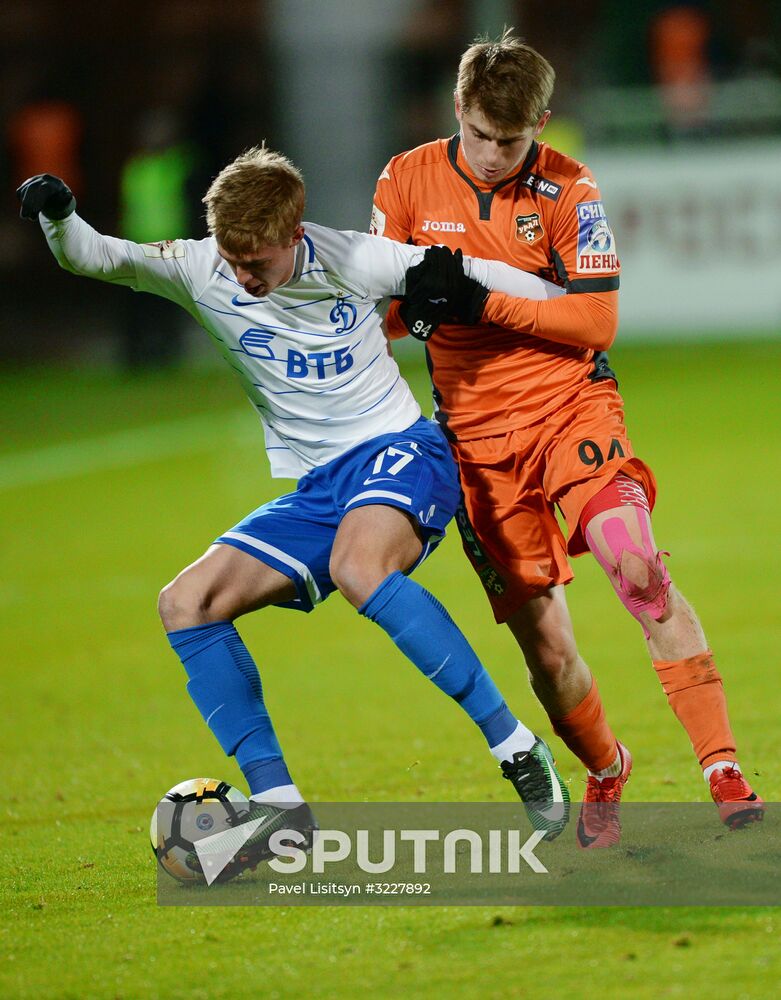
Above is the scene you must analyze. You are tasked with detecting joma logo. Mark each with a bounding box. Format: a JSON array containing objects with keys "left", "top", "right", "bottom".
[{"left": 421, "top": 219, "right": 466, "bottom": 233}]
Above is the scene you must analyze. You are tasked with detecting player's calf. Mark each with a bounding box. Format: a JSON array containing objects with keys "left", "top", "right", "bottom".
[{"left": 359, "top": 569, "right": 570, "bottom": 835}]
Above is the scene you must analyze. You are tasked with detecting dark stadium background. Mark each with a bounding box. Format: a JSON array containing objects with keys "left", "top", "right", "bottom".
[{"left": 2, "top": 0, "right": 779, "bottom": 363}]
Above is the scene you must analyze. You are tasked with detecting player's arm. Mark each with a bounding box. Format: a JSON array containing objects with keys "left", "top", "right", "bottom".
[
  {"left": 317, "top": 225, "right": 425, "bottom": 299},
  {"left": 359, "top": 234, "right": 563, "bottom": 303},
  {"left": 481, "top": 288, "right": 618, "bottom": 351},
  {"left": 398, "top": 244, "right": 566, "bottom": 341},
  {"left": 479, "top": 175, "right": 621, "bottom": 350},
  {"left": 17, "top": 173, "right": 197, "bottom": 310},
  {"left": 339, "top": 230, "right": 565, "bottom": 341},
  {"left": 463, "top": 256, "right": 564, "bottom": 302}
]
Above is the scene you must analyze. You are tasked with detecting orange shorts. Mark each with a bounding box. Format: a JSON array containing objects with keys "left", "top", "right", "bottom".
[{"left": 452, "top": 380, "right": 656, "bottom": 623}]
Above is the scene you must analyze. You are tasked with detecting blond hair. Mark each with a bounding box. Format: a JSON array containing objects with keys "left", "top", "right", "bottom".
[
  {"left": 203, "top": 145, "right": 305, "bottom": 252},
  {"left": 456, "top": 29, "right": 555, "bottom": 131}
]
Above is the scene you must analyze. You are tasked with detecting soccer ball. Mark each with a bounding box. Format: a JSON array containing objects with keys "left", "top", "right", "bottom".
[{"left": 150, "top": 778, "right": 249, "bottom": 884}]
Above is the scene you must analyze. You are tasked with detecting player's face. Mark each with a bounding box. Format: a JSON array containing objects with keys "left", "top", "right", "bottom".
[
  {"left": 218, "top": 226, "right": 305, "bottom": 297},
  {"left": 455, "top": 98, "right": 550, "bottom": 184}
]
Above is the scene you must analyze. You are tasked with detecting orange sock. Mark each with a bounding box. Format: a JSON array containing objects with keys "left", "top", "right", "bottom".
[
  {"left": 652, "top": 651, "right": 737, "bottom": 768},
  {"left": 551, "top": 677, "right": 618, "bottom": 772}
]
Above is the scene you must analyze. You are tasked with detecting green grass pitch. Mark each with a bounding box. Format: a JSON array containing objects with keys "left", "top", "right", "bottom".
[{"left": 2, "top": 339, "right": 779, "bottom": 998}]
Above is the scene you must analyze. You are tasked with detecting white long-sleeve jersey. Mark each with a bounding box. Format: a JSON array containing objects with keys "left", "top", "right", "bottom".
[{"left": 42, "top": 215, "right": 564, "bottom": 478}]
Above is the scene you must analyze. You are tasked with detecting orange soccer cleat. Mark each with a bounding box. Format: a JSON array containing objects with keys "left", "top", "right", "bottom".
[
  {"left": 708, "top": 765, "right": 764, "bottom": 830},
  {"left": 576, "top": 742, "right": 633, "bottom": 849}
]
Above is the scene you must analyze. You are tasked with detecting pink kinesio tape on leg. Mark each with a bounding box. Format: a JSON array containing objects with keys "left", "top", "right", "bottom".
[
  {"left": 581, "top": 473, "right": 671, "bottom": 634},
  {"left": 585, "top": 510, "right": 671, "bottom": 634}
]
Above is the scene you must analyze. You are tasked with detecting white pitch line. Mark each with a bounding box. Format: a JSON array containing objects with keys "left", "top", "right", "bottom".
[{"left": 0, "top": 409, "right": 258, "bottom": 491}]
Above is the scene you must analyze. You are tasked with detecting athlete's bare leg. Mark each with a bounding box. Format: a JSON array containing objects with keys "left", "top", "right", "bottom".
[
  {"left": 330, "top": 503, "right": 423, "bottom": 608},
  {"left": 506, "top": 586, "right": 592, "bottom": 717},
  {"left": 158, "top": 503, "right": 425, "bottom": 629},
  {"left": 506, "top": 584, "right": 620, "bottom": 783},
  {"left": 583, "top": 503, "right": 708, "bottom": 659},
  {"left": 158, "top": 543, "right": 297, "bottom": 630},
  {"left": 581, "top": 497, "right": 762, "bottom": 825},
  {"left": 503, "top": 514, "right": 707, "bottom": 694}
]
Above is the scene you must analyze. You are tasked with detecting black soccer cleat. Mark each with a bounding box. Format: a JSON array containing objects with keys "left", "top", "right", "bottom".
[
  {"left": 501, "top": 736, "right": 571, "bottom": 841},
  {"left": 186, "top": 801, "right": 318, "bottom": 882}
]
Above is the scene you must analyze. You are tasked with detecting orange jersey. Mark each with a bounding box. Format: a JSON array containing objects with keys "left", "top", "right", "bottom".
[{"left": 372, "top": 137, "right": 621, "bottom": 440}]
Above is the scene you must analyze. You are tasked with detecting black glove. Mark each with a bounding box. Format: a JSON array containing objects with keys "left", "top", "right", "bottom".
[
  {"left": 400, "top": 245, "right": 490, "bottom": 340},
  {"left": 400, "top": 245, "right": 463, "bottom": 341},
  {"left": 452, "top": 268, "right": 490, "bottom": 325},
  {"left": 16, "top": 173, "right": 76, "bottom": 221}
]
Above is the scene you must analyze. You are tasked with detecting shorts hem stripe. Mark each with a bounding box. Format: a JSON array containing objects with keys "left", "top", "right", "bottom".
[
  {"left": 345, "top": 489, "right": 412, "bottom": 508},
  {"left": 219, "top": 531, "right": 322, "bottom": 606}
]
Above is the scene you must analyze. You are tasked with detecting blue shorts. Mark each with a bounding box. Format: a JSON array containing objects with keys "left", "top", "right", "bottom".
[{"left": 216, "top": 417, "right": 459, "bottom": 611}]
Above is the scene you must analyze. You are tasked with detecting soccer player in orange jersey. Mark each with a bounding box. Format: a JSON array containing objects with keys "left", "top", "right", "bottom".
[{"left": 371, "top": 30, "right": 763, "bottom": 845}]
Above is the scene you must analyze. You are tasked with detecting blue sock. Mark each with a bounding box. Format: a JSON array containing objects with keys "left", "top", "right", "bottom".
[
  {"left": 359, "top": 572, "right": 517, "bottom": 747},
  {"left": 166, "top": 621, "right": 293, "bottom": 796}
]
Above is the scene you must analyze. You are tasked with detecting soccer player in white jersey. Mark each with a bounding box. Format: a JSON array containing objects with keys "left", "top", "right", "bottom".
[{"left": 18, "top": 149, "right": 569, "bottom": 867}]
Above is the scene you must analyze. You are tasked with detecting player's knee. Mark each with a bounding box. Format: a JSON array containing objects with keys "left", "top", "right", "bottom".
[
  {"left": 614, "top": 548, "right": 671, "bottom": 622},
  {"left": 158, "top": 575, "right": 212, "bottom": 631},
  {"left": 528, "top": 640, "right": 580, "bottom": 686},
  {"left": 331, "top": 546, "right": 412, "bottom": 608},
  {"left": 158, "top": 578, "right": 189, "bottom": 631},
  {"left": 508, "top": 602, "right": 580, "bottom": 685},
  {"left": 518, "top": 631, "right": 580, "bottom": 685},
  {"left": 330, "top": 553, "right": 382, "bottom": 609}
]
